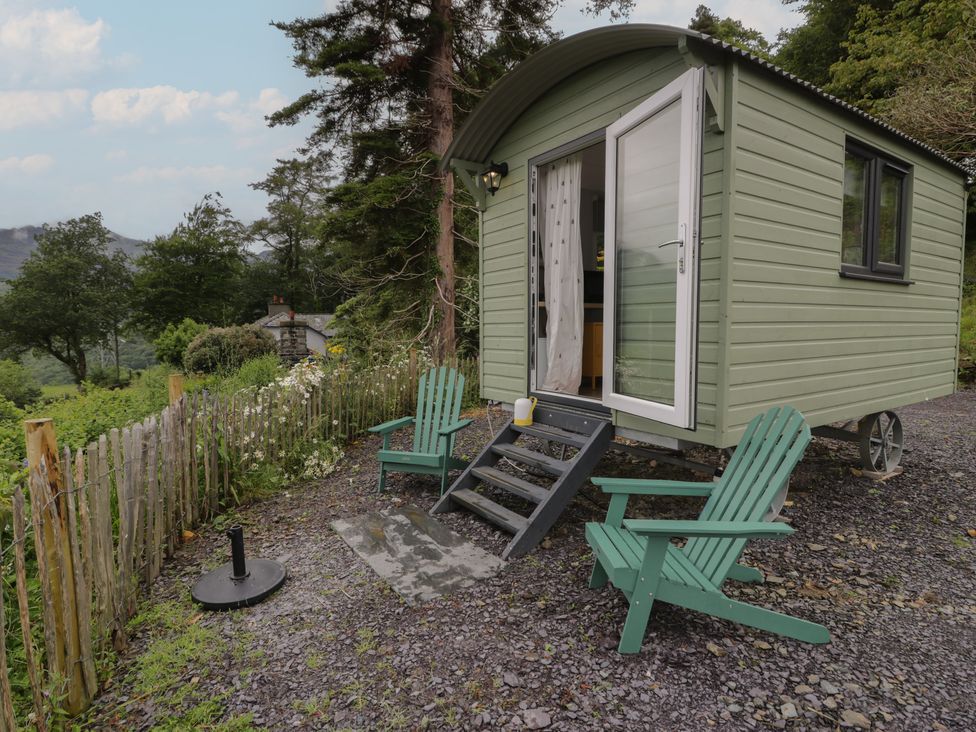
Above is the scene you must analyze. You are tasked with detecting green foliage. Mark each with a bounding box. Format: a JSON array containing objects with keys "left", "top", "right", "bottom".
[
  {"left": 183, "top": 325, "right": 278, "bottom": 374},
  {"left": 132, "top": 193, "right": 248, "bottom": 336},
  {"left": 27, "top": 370, "right": 170, "bottom": 454},
  {"left": 85, "top": 365, "right": 132, "bottom": 389},
  {"left": 688, "top": 4, "right": 772, "bottom": 57},
  {"left": 19, "top": 352, "right": 73, "bottom": 385},
  {"left": 0, "top": 397, "right": 22, "bottom": 424},
  {"left": 0, "top": 359, "right": 41, "bottom": 407},
  {"left": 878, "top": 1, "right": 976, "bottom": 168},
  {"left": 0, "top": 213, "right": 133, "bottom": 383},
  {"left": 249, "top": 156, "right": 333, "bottom": 312},
  {"left": 21, "top": 338, "right": 158, "bottom": 386},
  {"left": 153, "top": 318, "right": 209, "bottom": 367},
  {"left": 825, "top": 0, "right": 973, "bottom": 115},
  {"left": 774, "top": 1, "right": 893, "bottom": 88},
  {"left": 961, "top": 287, "right": 976, "bottom": 378},
  {"left": 202, "top": 353, "right": 286, "bottom": 394},
  {"left": 272, "top": 1, "right": 572, "bottom": 354}
]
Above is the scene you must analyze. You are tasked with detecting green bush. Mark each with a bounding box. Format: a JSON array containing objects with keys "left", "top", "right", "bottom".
[
  {"left": 25, "top": 373, "right": 169, "bottom": 456},
  {"left": 211, "top": 354, "right": 285, "bottom": 393},
  {"left": 960, "top": 289, "right": 975, "bottom": 376},
  {"left": 0, "top": 397, "right": 22, "bottom": 424},
  {"left": 86, "top": 365, "right": 132, "bottom": 389},
  {"left": 154, "top": 318, "right": 209, "bottom": 367},
  {"left": 183, "top": 325, "right": 277, "bottom": 374},
  {"left": 0, "top": 359, "right": 42, "bottom": 408}
]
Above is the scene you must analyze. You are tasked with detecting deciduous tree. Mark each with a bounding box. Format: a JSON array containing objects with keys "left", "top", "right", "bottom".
[
  {"left": 133, "top": 193, "right": 248, "bottom": 335},
  {"left": 0, "top": 213, "right": 132, "bottom": 383},
  {"left": 249, "top": 156, "right": 331, "bottom": 310},
  {"left": 689, "top": 4, "right": 772, "bottom": 57}
]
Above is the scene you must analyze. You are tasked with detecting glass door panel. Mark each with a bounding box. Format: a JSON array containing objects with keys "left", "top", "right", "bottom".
[
  {"left": 614, "top": 99, "right": 681, "bottom": 406},
  {"left": 603, "top": 67, "right": 703, "bottom": 428}
]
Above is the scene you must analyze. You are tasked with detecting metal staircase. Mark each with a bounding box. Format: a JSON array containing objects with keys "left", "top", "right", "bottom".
[{"left": 430, "top": 404, "right": 612, "bottom": 559}]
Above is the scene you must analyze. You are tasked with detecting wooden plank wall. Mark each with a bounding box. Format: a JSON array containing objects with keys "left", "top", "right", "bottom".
[{"left": 724, "top": 64, "right": 968, "bottom": 442}]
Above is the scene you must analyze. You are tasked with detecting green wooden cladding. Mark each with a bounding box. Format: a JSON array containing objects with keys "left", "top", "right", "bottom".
[
  {"left": 368, "top": 366, "right": 472, "bottom": 494},
  {"left": 586, "top": 405, "right": 830, "bottom": 653},
  {"left": 476, "top": 44, "right": 968, "bottom": 449}
]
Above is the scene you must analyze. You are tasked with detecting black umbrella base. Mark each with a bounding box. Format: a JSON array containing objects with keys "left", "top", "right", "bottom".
[{"left": 191, "top": 559, "right": 287, "bottom": 611}]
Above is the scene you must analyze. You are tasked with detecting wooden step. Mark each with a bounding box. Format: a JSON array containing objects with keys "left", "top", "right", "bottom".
[
  {"left": 491, "top": 444, "right": 569, "bottom": 476},
  {"left": 472, "top": 466, "right": 550, "bottom": 504},
  {"left": 450, "top": 488, "right": 528, "bottom": 535},
  {"left": 512, "top": 423, "right": 587, "bottom": 448}
]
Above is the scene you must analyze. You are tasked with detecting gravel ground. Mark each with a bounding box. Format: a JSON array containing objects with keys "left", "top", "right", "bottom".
[{"left": 87, "top": 391, "right": 976, "bottom": 731}]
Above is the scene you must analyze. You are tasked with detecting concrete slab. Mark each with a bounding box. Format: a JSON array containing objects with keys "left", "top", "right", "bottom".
[{"left": 331, "top": 505, "right": 504, "bottom": 605}]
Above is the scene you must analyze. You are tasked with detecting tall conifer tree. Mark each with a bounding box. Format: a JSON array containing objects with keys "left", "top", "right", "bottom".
[{"left": 272, "top": 1, "right": 628, "bottom": 356}]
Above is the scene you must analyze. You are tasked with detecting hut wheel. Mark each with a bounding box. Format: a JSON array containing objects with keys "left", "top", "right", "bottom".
[{"left": 857, "top": 411, "right": 903, "bottom": 473}]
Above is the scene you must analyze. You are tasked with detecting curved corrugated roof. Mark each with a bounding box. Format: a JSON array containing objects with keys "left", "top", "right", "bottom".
[{"left": 443, "top": 24, "right": 969, "bottom": 179}]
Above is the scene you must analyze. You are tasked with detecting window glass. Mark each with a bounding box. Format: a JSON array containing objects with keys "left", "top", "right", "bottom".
[
  {"left": 842, "top": 151, "right": 868, "bottom": 266},
  {"left": 613, "top": 99, "right": 681, "bottom": 406},
  {"left": 877, "top": 168, "right": 903, "bottom": 265}
]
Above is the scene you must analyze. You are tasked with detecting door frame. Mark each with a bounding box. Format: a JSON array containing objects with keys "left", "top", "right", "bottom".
[
  {"left": 526, "top": 128, "right": 609, "bottom": 413},
  {"left": 602, "top": 66, "right": 704, "bottom": 428}
]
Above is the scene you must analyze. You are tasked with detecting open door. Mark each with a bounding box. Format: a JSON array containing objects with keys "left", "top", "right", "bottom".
[{"left": 602, "top": 67, "right": 703, "bottom": 428}]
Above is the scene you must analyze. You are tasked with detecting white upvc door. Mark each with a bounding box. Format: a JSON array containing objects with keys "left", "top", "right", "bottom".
[{"left": 602, "top": 67, "right": 703, "bottom": 428}]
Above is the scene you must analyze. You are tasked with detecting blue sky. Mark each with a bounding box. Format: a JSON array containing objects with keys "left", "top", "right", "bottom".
[{"left": 0, "top": 1, "right": 802, "bottom": 239}]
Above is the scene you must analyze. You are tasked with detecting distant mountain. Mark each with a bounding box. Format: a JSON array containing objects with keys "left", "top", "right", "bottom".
[{"left": 0, "top": 225, "right": 144, "bottom": 281}]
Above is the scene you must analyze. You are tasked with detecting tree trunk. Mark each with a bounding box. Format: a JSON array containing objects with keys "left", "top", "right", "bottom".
[
  {"left": 429, "top": 0, "right": 455, "bottom": 359},
  {"left": 113, "top": 329, "right": 121, "bottom": 384},
  {"left": 77, "top": 349, "right": 87, "bottom": 383}
]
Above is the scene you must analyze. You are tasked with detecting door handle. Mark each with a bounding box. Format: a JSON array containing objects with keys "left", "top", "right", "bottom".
[{"left": 657, "top": 234, "right": 686, "bottom": 274}]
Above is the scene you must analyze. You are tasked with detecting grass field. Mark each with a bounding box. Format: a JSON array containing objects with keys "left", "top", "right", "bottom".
[{"left": 40, "top": 383, "right": 78, "bottom": 399}]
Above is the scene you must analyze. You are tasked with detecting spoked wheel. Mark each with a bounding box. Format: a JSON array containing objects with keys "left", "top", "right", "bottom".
[{"left": 857, "top": 411, "right": 903, "bottom": 473}]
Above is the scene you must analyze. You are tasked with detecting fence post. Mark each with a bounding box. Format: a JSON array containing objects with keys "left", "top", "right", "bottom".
[
  {"left": 168, "top": 373, "right": 184, "bottom": 405},
  {"left": 24, "top": 418, "right": 91, "bottom": 716},
  {"left": 408, "top": 349, "right": 418, "bottom": 380}
]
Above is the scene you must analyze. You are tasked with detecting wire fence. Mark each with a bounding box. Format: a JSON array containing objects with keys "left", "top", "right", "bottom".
[{"left": 0, "top": 355, "right": 479, "bottom": 728}]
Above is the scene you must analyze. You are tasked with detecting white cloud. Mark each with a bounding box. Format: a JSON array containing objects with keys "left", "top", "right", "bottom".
[
  {"left": 215, "top": 87, "right": 288, "bottom": 133},
  {"left": 0, "top": 89, "right": 88, "bottom": 130},
  {"left": 105, "top": 148, "right": 128, "bottom": 160},
  {"left": 0, "top": 8, "right": 108, "bottom": 83},
  {"left": 91, "top": 86, "right": 238, "bottom": 125},
  {"left": 0, "top": 154, "right": 55, "bottom": 174},
  {"left": 116, "top": 164, "right": 251, "bottom": 184},
  {"left": 253, "top": 88, "right": 287, "bottom": 117}
]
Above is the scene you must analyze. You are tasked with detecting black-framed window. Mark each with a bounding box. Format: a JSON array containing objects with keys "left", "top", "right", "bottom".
[{"left": 841, "top": 139, "right": 911, "bottom": 282}]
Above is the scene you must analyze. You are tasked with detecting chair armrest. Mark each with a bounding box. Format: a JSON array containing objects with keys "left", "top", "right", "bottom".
[
  {"left": 591, "top": 477, "right": 715, "bottom": 497},
  {"left": 368, "top": 416, "right": 414, "bottom": 434},
  {"left": 438, "top": 418, "right": 473, "bottom": 436},
  {"left": 622, "top": 519, "right": 794, "bottom": 539}
]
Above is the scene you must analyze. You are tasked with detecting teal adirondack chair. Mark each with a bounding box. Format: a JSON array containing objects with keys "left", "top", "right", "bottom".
[
  {"left": 368, "top": 366, "right": 472, "bottom": 495},
  {"left": 586, "top": 405, "right": 830, "bottom": 653}
]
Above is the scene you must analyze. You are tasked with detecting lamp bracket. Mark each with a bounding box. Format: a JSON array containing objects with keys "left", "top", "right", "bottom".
[{"left": 450, "top": 158, "right": 487, "bottom": 211}]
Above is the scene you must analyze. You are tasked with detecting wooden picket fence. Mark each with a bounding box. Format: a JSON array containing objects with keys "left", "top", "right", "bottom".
[{"left": 0, "top": 356, "right": 478, "bottom": 728}]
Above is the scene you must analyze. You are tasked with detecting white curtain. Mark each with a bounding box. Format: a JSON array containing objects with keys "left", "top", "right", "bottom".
[{"left": 541, "top": 154, "right": 583, "bottom": 394}]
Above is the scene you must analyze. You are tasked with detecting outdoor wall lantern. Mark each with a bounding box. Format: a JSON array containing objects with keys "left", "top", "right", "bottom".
[{"left": 481, "top": 161, "right": 508, "bottom": 195}]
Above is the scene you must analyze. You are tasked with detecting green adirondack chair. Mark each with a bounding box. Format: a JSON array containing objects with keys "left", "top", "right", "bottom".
[
  {"left": 585, "top": 405, "right": 830, "bottom": 653},
  {"left": 368, "top": 366, "right": 472, "bottom": 495}
]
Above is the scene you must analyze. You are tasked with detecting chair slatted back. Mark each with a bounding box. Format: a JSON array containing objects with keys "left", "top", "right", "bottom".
[
  {"left": 413, "top": 366, "right": 465, "bottom": 455},
  {"left": 683, "top": 406, "right": 810, "bottom": 586}
]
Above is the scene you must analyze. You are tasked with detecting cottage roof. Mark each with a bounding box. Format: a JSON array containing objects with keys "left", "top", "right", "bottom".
[
  {"left": 255, "top": 312, "right": 336, "bottom": 337},
  {"left": 443, "top": 24, "right": 969, "bottom": 179}
]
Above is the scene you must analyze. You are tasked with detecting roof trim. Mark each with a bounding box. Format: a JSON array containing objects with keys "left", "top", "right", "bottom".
[{"left": 443, "top": 24, "right": 969, "bottom": 179}]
